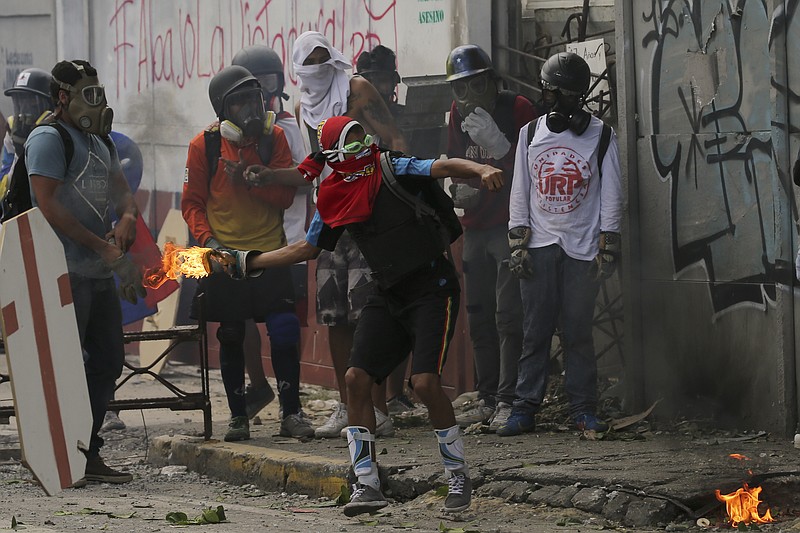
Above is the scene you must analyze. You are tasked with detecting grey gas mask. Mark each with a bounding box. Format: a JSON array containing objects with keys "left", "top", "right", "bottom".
[
  {"left": 54, "top": 66, "right": 114, "bottom": 136},
  {"left": 220, "top": 86, "right": 267, "bottom": 142},
  {"left": 450, "top": 73, "right": 498, "bottom": 118},
  {"left": 10, "top": 92, "right": 53, "bottom": 148}
]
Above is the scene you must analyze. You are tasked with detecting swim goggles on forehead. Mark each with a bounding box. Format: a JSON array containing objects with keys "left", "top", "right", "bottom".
[{"left": 322, "top": 134, "right": 374, "bottom": 161}]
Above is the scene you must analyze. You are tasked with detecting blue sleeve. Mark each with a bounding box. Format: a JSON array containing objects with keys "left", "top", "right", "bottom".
[
  {"left": 305, "top": 210, "right": 344, "bottom": 251},
  {"left": 390, "top": 156, "right": 434, "bottom": 177},
  {"left": 25, "top": 127, "right": 68, "bottom": 181}
]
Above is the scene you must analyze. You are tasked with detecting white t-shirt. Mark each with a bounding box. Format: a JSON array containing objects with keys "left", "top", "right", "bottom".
[
  {"left": 509, "top": 115, "right": 622, "bottom": 261},
  {"left": 277, "top": 115, "right": 310, "bottom": 244}
]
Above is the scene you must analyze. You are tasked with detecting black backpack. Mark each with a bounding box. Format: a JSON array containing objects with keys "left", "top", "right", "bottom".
[
  {"left": 378, "top": 151, "right": 463, "bottom": 247},
  {"left": 1, "top": 122, "right": 74, "bottom": 223}
]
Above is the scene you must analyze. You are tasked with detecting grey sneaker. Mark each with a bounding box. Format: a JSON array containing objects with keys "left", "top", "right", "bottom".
[
  {"left": 280, "top": 413, "right": 315, "bottom": 438},
  {"left": 224, "top": 416, "right": 250, "bottom": 442},
  {"left": 245, "top": 383, "right": 276, "bottom": 419},
  {"left": 455, "top": 399, "right": 494, "bottom": 428},
  {"left": 443, "top": 472, "right": 472, "bottom": 512},
  {"left": 343, "top": 484, "right": 388, "bottom": 517},
  {"left": 488, "top": 402, "right": 513, "bottom": 433},
  {"left": 315, "top": 402, "right": 348, "bottom": 438},
  {"left": 101, "top": 411, "right": 126, "bottom": 431},
  {"left": 84, "top": 456, "right": 133, "bottom": 484}
]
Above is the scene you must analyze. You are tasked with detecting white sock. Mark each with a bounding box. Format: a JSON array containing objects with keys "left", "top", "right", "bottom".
[
  {"left": 435, "top": 425, "right": 469, "bottom": 477},
  {"left": 345, "top": 426, "right": 380, "bottom": 490}
]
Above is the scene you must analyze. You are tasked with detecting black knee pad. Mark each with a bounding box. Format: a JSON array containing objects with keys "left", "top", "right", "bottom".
[{"left": 216, "top": 322, "right": 245, "bottom": 345}]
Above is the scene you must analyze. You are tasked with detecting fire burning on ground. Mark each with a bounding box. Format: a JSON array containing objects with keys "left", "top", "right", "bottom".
[
  {"left": 142, "top": 242, "right": 221, "bottom": 289},
  {"left": 714, "top": 454, "right": 775, "bottom": 527}
]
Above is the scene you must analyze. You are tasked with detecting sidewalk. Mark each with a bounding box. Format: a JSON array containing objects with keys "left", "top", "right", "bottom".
[{"left": 3, "top": 360, "right": 800, "bottom": 528}]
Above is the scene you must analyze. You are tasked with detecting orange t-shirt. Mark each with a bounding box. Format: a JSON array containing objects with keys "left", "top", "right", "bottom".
[{"left": 182, "top": 125, "right": 296, "bottom": 252}]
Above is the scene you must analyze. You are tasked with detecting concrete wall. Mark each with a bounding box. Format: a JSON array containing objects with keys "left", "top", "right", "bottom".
[{"left": 621, "top": 0, "right": 799, "bottom": 434}]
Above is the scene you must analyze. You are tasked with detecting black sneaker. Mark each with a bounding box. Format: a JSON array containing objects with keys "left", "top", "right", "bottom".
[
  {"left": 343, "top": 484, "right": 388, "bottom": 517},
  {"left": 387, "top": 394, "right": 416, "bottom": 415},
  {"left": 443, "top": 472, "right": 472, "bottom": 512},
  {"left": 84, "top": 456, "right": 133, "bottom": 484},
  {"left": 245, "top": 383, "right": 276, "bottom": 419},
  {"left": 224, "top": 416, "right": 251, "bottom": 442}
]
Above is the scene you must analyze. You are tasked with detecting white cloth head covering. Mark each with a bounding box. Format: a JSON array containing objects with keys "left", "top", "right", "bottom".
[{"left": 292, "top": 31, "right": 351, "bottom": 131}]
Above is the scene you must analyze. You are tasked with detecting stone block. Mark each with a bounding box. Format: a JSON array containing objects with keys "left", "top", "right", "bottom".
[{"left": 571, "top": 487, "right": 608, "bottom": 513}]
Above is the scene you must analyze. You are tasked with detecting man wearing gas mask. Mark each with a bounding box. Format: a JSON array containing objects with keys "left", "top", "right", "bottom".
[
  {"left": 500, "top": 52, "right": 622, "bottom": 437},
  {"left": 26, "top": 60, "right": 142, "bottom": 483},
  {"left": 445, "top": 45, "right": 537, "bottom": 432},
  {"left": 1, "top": 67, "right": 55, "bottom": 218},
  {"left": 182, "top": 65, "right": 314, "bottom": 442},
  {"left": 229, "top": 45, "right": 311, "bottom": 422},
  {"left": 355, "top": 45, "right": 404, "bottom": 121}
]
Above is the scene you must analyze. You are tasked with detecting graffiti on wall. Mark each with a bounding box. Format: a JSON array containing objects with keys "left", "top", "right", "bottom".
[
  {"left": 107, "top": 0, "right": 398, "bottom": 98},
  {"left": 641, "top": 0, "right": 798, "bottom": 315}
]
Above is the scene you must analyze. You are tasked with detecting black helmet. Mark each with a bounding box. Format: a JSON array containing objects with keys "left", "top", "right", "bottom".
[
  {"left": 232, "top": 45, "right": 284, "bottom": 83},
  {"left": 445, "top": 45, "right": 493, "bottom": 82},
  {"left": 357, "top": 45, "right": 401, "bottom": 82},
  {"left": 4, "top": 67, "right": 52, "bottom": 99},
  {"left": 208, "top": 65, "right": 258, "bottom": 118},
  {"left": 540, "top": 52, "right": 591, "bottom": 95}
]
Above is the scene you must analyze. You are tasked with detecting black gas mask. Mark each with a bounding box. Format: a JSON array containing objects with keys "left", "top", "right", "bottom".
[
  {"left": 10, "top": 92, "right": 53, "bottom": 148},
  {"left": 541, "top": 83, "right": 591, "bottom": 135},
  {"left": 451, "top": 72, "right": 498, "bottom": 118}
]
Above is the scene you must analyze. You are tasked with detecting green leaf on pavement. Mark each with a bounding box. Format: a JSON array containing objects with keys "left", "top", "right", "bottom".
[
  {"left": 435, "top": 485, "right": 449, "bottom": 497},
  {"left": 166, "top": 511, "right": 190, "bottom": 525},
  {"left": 336, "top": 484, "right": 351, "bottom": 505}
]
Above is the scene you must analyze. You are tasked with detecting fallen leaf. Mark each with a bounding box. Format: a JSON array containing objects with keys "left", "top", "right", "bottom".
[{"left": 611, "top": 399, "right": 661, "bottom": 431}]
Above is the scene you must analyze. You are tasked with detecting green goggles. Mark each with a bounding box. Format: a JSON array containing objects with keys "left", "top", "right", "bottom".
[{"left": 323, "top": 134, "right": 374, "bottom": 161}]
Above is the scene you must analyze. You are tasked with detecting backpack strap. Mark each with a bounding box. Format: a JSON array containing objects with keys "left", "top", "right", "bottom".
[
  {"left": 203, "top": 128, "right": 222, "bottom": 178},
  {"left": 597, "top": 123, "right": 612, "bottom": 181},
  {"left": 47, "top": 122, "right": 75, "bottom": 168},
  {"left": 204, "top": 127, "right": 275, "bottom": 186}
]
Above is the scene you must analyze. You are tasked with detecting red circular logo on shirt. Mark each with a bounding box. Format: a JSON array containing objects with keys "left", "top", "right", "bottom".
[{"left": 533, "top": 146, "right": 591, "bottom": 213}]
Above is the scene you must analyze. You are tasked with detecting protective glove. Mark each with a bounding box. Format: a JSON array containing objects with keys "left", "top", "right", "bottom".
[
  {"left": 204, "top": 237, "right": 222, "bottom": 250},
  {"left": 110, "top": 254, "right": 147, "bottom": 304},
  {"left": 508, "top": 226, "right": 534, "bottom": 279},
  {"left": 462, "top": 107, "right": 512, "bottom": 160},
  {"left": 448, "top": 183, "right": 481, "bottom": 210},
  {"left": 592, "top": 231, "right": 621, "bottom": 281},
  {"left": 207, "top": 249, "right": 263, "bottom": 280}
]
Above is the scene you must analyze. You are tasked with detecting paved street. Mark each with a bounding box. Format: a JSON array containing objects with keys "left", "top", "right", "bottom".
[{"left": 2, "top": 359, "right": 800, "bottom": 531}]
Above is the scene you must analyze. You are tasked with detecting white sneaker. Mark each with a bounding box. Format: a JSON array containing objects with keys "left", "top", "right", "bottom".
[
  {"left": 488, "top": 402, "right": 513, "bottom": 433},
  {"left": 339, "top": 407, "right": 395, "bottom": 438},
  {"left": 315, "top": 402, "right": 348, "bottom": 438},
  {"left": 375, "top": 408, "right": 395, "bottom": 437}
]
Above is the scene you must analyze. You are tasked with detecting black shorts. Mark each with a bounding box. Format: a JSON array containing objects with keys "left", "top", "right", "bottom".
[
  {"left": 190, "top": 265, "right": 295, "bottom": 323},
  {"left": 349, "top": 290, "right": 460, "bottom": 381}
]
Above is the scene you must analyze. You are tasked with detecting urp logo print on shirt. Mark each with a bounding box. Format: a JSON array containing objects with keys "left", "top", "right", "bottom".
[{"left": 533, "top": 146, "right": 590, "bottom": 213}]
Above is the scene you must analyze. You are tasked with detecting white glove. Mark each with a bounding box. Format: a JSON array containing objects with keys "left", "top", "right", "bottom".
[
  {"left": 795, "top": 246, "right": 800, "bottom": 280},
  {"left": 462, "top": 107, "right": 512, "bottom": 160}
]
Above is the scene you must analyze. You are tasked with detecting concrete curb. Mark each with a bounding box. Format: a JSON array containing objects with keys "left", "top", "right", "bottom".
[{"left": 148, "top": 435, "right": 350, "bottom": 498}]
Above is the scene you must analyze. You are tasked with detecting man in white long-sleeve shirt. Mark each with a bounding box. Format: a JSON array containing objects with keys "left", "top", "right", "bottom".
[{"left": 498, "top": 52, "right": 623, "bottom": 437}]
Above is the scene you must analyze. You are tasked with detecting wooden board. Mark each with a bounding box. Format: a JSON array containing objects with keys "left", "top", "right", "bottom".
[
  {"left": 0, "top": 208, "right": 91, "bottom": 495},
  {"left": 138, "top": 208, "right": 189, "bottom": 374}
]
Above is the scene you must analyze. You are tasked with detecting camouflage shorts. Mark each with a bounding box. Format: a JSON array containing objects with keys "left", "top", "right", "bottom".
[{"left": 315, "top": 231, "right": 372, "bottom": 326}]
